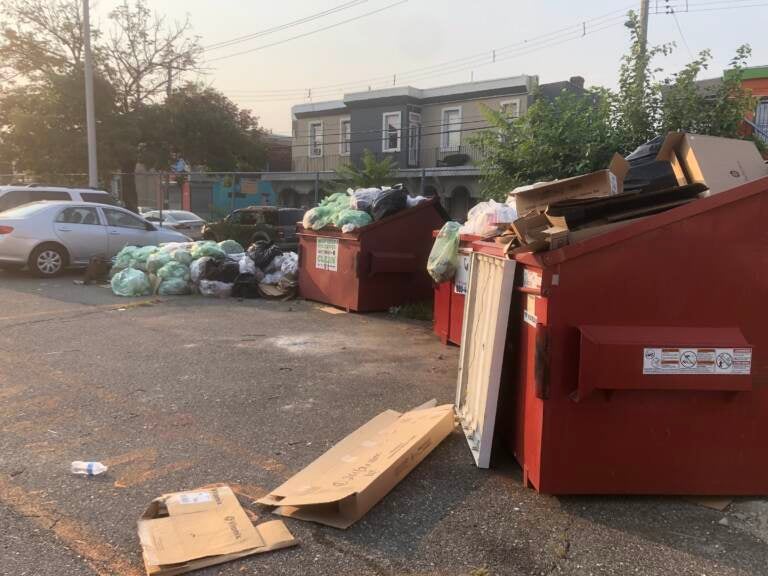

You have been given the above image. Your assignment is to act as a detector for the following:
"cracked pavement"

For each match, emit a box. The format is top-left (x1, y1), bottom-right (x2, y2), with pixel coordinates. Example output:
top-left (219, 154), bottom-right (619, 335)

top-left (1, 269), bottom-right (768, 575)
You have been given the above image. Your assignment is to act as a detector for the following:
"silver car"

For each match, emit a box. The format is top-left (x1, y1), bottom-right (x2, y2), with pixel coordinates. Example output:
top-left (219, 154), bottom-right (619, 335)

top-left (0, 201), bottom-right (190, 276)
top-left (143, 210), bottom-right (206, 240)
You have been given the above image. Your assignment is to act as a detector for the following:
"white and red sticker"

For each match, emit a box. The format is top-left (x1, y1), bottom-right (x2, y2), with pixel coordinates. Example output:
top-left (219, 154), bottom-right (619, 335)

top-left (643, 347), bottom-right (752, 375)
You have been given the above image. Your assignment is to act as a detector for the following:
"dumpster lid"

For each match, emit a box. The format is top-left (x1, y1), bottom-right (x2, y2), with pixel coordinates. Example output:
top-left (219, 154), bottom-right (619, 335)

top-left (516, 176), bottom-right (768, 268)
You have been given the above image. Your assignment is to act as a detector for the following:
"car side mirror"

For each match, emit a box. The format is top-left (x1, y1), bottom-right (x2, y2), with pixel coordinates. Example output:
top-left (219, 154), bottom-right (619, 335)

top-left (145, 222), bottom-right (156, 231)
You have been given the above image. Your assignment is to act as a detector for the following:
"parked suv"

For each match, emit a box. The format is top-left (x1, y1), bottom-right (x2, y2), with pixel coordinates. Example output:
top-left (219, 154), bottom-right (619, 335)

top-left (202, 206), bottom-right (305, 251)
top-left (0, 185), bottom-right (118, 213)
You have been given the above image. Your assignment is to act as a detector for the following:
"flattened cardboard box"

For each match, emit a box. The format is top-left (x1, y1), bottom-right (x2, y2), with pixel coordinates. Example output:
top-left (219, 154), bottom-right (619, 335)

top-left (508, 154), bottom-right (629, 214)
top-left (138, 485), bottom-right (297, 576)
top-left (258, 403), bottom-right (455, 529)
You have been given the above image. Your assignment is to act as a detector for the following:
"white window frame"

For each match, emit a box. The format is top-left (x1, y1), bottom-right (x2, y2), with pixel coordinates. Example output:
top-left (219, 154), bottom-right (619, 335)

top-left (339, 117), bottom-right (351, 156)
top-left (441, 106), bottom-right (462, 151)
top-left (500, 99), bottom-right (521, 119)
top-left (382, 111), bottom-right (401, 153)
top-left (308, 121), bottom-right (323, 158)
top-left (408, 112), bottom-right (421, 167)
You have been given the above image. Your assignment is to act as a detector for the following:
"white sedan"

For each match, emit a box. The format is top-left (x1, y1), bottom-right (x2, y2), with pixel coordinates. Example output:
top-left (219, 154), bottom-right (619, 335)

top-left (142, 210), bottom-right (206, 240)
top-left (0, 201), bottom-right (190, 276)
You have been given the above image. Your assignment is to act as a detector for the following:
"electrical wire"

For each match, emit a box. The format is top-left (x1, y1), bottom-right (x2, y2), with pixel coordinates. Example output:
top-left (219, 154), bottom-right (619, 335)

top-left (669, 9), bottom-right (694, 59)
top-left (288, 122), bottom-right (502, 149)
top-left (202, 0), bottom-right (370, 52)
top-left (225, 14), bottom-right (628, 104)
top-left (218, 4), bottom-right (634, 97)
top-left (206, 0), bottom-right (409, 63)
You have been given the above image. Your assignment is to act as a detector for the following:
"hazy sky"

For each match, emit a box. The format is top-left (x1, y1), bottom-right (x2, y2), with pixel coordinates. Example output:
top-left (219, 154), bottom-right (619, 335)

top-left (93, 0), bottom-right (768, 134)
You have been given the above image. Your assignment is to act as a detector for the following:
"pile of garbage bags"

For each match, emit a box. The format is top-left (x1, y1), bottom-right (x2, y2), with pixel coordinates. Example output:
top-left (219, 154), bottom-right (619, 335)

top-left (302, 184), bottom-right (429, 233)
top-left (110, 239), bottom-right (298, 300)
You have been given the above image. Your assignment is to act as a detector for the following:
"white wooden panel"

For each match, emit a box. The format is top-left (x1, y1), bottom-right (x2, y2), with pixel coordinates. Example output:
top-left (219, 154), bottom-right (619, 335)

top-left (455, 253), bottom-right (516, 468)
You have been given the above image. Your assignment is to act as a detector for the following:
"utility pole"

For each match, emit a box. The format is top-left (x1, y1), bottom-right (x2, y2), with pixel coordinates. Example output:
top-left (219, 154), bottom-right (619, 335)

top-left (638, 0), bottom-right (650, 58)
top-left (82, 0), bottom-right (98, 188)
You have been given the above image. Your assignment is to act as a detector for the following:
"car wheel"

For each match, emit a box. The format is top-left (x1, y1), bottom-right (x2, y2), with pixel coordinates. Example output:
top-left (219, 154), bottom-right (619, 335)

top-left (29, 243), bottom-right (68, 277)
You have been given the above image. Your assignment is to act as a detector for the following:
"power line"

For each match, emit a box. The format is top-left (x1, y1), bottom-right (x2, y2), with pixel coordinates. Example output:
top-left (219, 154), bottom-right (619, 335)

top-left (218, 4), bottom-right (634, 97)
top-left (292, 116), bottom-right (501, 139)
top-left (288, 122), bottom-right (496, 149)
top-left (202, 0), bottom-right (370, 52)
top-left (225, 14), bottom-right (628, 104)
top-left (669, 9), bottom-right (694, 59)
top-left (206, 0), bottom-right (409, 63)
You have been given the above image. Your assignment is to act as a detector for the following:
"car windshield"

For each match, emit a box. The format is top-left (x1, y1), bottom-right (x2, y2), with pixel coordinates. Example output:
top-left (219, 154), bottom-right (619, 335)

top-left (0, 202), bottom-right (51, 218)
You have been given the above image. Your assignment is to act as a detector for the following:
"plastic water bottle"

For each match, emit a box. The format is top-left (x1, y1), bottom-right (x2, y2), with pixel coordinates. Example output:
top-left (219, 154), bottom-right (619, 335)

top-left (70, 461), bottom-right (108, 476)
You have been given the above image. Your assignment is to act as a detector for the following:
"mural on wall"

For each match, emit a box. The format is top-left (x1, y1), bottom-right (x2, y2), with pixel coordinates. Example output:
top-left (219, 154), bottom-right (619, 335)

top-left (212, 177), bottom-right (276, 214)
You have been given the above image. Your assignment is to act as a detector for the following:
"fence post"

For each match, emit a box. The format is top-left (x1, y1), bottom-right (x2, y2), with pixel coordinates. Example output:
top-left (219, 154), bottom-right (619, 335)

top-left (314, 172), bottom-right (320, 206)
top-left (420, 167), bottom-right (425, 196)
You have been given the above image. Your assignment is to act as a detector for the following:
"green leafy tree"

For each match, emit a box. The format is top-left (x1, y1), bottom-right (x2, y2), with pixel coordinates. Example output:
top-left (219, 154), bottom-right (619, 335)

top-left (139, 84), bottom-right (266, 171)
top-left (473, 89), bottom-right (619, 200)
top-left (614, 11), bottom-right (672, 151)
top-left (334, 149), bottom-right (396, 190)
top-left (474, 9), bottom-right (759, 200)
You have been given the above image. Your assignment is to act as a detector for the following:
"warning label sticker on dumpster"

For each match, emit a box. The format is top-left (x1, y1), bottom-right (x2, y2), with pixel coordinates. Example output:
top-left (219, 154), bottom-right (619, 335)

top-left (642, 347), bottom-right (752, 375)
top-left (454, 252), bottom-right (471, 295)
top-left (316, 237), bottom-right (339, 271)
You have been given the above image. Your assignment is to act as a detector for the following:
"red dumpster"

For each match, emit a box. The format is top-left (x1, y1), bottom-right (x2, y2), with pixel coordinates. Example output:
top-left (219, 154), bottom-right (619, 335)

top-left (506, 177), bottom-right (768, 495)
top-left (432, 233), bottom-right (480, 345)
top-left (298, 198), bottom-right (446, 312)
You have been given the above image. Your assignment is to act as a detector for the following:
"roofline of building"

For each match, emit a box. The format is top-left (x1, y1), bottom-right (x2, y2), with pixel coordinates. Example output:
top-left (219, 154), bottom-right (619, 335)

top-left (291, 74), bottom-right (537, 118)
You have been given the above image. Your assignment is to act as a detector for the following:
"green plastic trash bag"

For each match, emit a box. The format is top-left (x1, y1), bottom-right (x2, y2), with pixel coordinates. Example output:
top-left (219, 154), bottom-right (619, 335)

top-left (113, 246), bottom-right (138, 271)
top-left (157, 278), bottom-right (190, 295)
top-left (111, 268), bottom-right (152, 297)
top-left (218, 239), bottom-right (244, 255)
top-left (302, 205), bottom-right (335, 231)
top-left (335, 209), bottom-right (372, 229)
top-left (157, 260), bottom-right (190, 282)
top-left (427, 221), bottom-right (461, 284)
top-left (190, 241), bottom-right (226, 260)
top-left (173, 249), bottom-right (193, 265)
top-left (146, 251), bottom-right (173, 274)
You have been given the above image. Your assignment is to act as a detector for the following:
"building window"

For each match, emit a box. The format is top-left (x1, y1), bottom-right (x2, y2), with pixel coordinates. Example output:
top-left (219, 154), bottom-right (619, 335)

top-left (339, 118), bottom-right (351, 156)
top-left (500, 99), bottom-right (520, 119)
top-left (755, 98), bottom-right (768, 143)
top-left (309, 121), bottom-right (322, 158)
top-left (382, 111), bottom-right (401, 153)
top-left (441, 107), bottom-right (462, 151)
top-left (408, 112), bottom-right (421, 167)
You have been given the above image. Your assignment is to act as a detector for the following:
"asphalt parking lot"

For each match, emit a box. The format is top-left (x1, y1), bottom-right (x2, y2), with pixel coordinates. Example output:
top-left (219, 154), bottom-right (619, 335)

top-left (2, 269), bottom-right (768, 576)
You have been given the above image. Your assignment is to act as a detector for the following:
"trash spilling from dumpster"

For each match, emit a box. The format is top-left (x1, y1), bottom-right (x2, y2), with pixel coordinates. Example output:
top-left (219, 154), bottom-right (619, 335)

top-left (301, 183), bottom-right (420, 233)
top-left (258, 401), bottom-right (454, 529)
top-left (428, 132), bottom-right (768, 261)
top-left (138, 484), bottom-right (297, 575)
top-left (109, 239), bottom-right (298, 299)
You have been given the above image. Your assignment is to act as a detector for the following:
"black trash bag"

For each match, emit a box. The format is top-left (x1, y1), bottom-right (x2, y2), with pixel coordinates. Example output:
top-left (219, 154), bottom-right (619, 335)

top-left (247, 240), bottom-right (282, 269)
top-left (370, 184), bottom-right (408, 221)
top-left (201, 259), bottom-right (240, 283)
top-left (623, 135), bottom-right (680, 194)
top-left (351, 188), bottom-right (384, 212)
top-left (231, 272), bottom-right (261, 299)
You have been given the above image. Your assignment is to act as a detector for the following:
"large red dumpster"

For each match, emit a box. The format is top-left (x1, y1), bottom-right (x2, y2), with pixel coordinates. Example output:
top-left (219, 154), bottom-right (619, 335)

top-left (433, 233), bottom-right (480, 345)
top-left (298, 198), bottom-right (446, 312)
top-left (506, 177), bottom-right (768, 495)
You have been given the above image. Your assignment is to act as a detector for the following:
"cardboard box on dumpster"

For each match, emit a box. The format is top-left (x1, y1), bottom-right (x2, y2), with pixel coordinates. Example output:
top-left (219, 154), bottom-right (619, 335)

top-left (655, 132), bottom-right (767, 196)
top-left (138, 485), bottom-right (297, 576)
top-left (258, 403), bottom-right (455, 529)
top-left (508, 154), bottom-right (629, 214)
